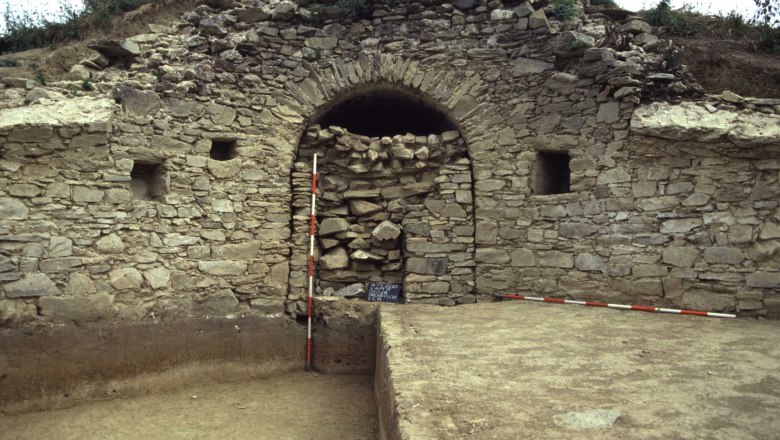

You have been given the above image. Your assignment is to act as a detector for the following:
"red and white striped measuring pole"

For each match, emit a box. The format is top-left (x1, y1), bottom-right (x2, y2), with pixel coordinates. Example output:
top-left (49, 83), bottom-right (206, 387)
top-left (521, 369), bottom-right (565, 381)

top-left (306, 154), bottom-right (318, 371)
top-left (498, 294), bottom-right (736, 318)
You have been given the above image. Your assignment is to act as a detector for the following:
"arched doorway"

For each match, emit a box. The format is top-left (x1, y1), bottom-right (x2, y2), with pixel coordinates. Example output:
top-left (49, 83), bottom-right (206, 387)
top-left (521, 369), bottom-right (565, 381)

top-left (289, 86), bottom-right (475, 313)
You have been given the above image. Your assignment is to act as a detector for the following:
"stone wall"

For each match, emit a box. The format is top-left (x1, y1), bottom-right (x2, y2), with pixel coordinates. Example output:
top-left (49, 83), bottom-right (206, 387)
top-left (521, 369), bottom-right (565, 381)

top-left (292, 125), bottom-right (474, 309)
top-left (1, 0), bottom-right (779, 326)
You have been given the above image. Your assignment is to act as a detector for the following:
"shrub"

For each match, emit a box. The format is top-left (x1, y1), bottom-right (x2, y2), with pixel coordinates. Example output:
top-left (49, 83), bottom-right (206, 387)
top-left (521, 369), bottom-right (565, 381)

top-left (755, 23), bottom-right (780, 52)
top-left (0, 57), bottom-right (19, 67)
top-left (590, 0), bottom-right (618, 7)
top-left (82, 78), bottom-right (94, 91)
top-left (550, 0), bottom-right (578, 22)
top-left (645, 0), bottom-right (699, 36)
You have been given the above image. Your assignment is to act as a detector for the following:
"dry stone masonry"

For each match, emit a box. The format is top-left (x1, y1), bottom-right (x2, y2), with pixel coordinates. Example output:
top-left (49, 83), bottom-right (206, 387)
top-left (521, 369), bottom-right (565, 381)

top-left (292, 124), bottom-right (474, 308)
top-left (1, 0), bottom-right (779, 327)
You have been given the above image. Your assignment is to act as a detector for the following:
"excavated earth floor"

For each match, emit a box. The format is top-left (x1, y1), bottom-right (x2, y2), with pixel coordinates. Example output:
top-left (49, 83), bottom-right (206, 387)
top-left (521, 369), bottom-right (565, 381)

top-left (376, 302), bottom-right (780, 440)
top-left (0, 372), bottom-right (378, 440)
top-left (2, 301), bottom-right (779, 440)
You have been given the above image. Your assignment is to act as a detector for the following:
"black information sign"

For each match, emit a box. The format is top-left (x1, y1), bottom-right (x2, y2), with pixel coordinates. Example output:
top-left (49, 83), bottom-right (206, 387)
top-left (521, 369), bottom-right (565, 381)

top-left (367, 283), bottom-right (402, 303)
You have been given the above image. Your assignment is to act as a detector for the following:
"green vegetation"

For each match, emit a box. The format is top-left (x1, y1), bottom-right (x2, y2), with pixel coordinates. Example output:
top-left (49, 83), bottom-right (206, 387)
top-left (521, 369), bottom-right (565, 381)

top-left (550, 0), bottom-right (578, 22)
top-left (590, 0), bottom-right (618, 7)
top-left (644, 0), bottom-right (780, 53)
top-left (29, 62), bottom-right (47, 85)
top-left (82, 77), bottom-right (94, 91)
top-left (0, 0), bottom-right (155, 54)
top-left (0, 57), bottom-right (19, 67)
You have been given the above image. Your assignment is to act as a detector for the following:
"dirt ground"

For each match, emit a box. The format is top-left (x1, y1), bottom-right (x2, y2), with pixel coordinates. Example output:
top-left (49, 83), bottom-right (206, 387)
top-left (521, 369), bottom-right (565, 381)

top-left (0, 372), bottom-right (378, 440)
top-left (679, 37), bottom-right (780, 98)
top-left (377, 301), bottom-right (780, 440)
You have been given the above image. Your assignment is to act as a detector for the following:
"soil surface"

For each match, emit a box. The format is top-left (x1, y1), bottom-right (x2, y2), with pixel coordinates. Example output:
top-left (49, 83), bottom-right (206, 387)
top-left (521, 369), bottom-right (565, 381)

top-left (679, 37), bottom-right (780, 98)
top-left (0, 372), bottom-right (378, 440)
top-left (377, 302), bottom-right (780, 440)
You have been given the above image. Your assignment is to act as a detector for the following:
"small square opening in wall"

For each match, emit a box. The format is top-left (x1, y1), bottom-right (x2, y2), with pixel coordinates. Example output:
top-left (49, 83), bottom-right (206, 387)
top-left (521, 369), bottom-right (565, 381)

top-left (210, 139), bottom-right (237, 161)
top-left (130, 161), bottom-right (168, 201)
top-left (535, 151), bottom-right (571, 195)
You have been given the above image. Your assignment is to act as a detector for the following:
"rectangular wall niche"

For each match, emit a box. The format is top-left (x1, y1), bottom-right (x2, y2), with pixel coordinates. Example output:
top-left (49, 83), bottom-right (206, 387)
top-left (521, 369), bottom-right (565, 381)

top-left (210, 139), bottom-right (237, 161)
top-left (535, 151), bottom-right (570, 195)
top-left (130, 161), bottom-right (167, 201)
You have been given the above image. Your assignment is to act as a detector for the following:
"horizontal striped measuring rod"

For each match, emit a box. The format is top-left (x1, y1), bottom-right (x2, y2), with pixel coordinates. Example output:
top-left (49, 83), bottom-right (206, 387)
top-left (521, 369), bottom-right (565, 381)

top-left (498, 294), bottom-right (736, 318)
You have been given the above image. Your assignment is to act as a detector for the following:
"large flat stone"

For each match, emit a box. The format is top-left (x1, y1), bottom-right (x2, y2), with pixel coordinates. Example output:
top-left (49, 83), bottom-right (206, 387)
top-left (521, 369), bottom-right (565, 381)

top-left (4, 273), bottom-right (61, 298)
top-left (631, 102), bottom-right (780, 146)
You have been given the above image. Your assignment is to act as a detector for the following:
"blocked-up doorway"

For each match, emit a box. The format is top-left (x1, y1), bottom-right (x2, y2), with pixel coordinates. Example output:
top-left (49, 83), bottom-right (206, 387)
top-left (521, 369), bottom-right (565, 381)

top-left (288, 87), bottom-right (475, 314)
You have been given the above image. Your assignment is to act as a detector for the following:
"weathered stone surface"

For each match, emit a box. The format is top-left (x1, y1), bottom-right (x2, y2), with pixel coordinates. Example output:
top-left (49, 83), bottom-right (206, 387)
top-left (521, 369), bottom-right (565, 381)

top-left (538, 251), bottom-right (574, 268)
top-left (351, 250), bottom-right (383, 261)
top-left (760, 223), bottom-right (780, 240)
top-left (212, 241), bottom-right (260, 259)
top-left (631, 102), bottom-right (780, 146)
top-left (682, 291), bottom-right (735, 311)
top-left (596, 102), bottom-right (620, 124)
top-left (272, 2), bottom-right (295, 20)
top-left (559, 222), bottom-right (599, 238)
top-left (372, 221), bottom-right (402, 241)
top-left (334, 283), bottom-right (365, 297)
top-left (475, 248), bottom-right (511, 264)
top-left (48, 237), bottom-right (73, 258)
top-left (305, 37), bottom-right (338, 50)
top-left (207, 102), bottom-right (237, 126)
top-left (237, 7), bottom-right (270, 22)
top-left (320, 247), bottom-right (349, 269)
top-left (5, 273), bottom-right (61, 298)
top-left (746, 272), bottom-right (780, 288)
top-left (575, 254), bottom-right (605, 272)
top-left (320, 218), bottom-right (350, 236)
top-left (207, 158), bottom-right (241, 178)
top-left (72, 187), bottom-right (104, 203)
top-left (663, 246), bottom-right (699, 267)
top-left (510, 248), bottom-right (535, 267)
top-left (199, 290), bottom-right (239, 315)
top-left (144, 267), bottom-right (171, 289)
top-left (96, 234), bottom-right (126, 253)
top-left (661, 219), bottom-right (702, 234)
top-left (703, 247), bottom-right (745, 265)
top-left (9, 184), bottom-right (43, 198)
top-left (88, 40), bottom-right (141, 59)
top-left (406, 257), bottom-right (448, 275)
top-left (116, 87), bottom-right (162, 117)
top-left (39, 293), bottom-right (114, 323)
top-left (65, 273), bottom-right (97, 295)
top-left (40, 257), bottom-right (82, 273)
top-left (0, 197), bottom-right (29, 220)
top-left (198, 261), bottom-right (246, 276)
top-left (514, 2), bottom-right (535, 17)
top-left (619, 20), bottom-right (651, 35)
top-left (110, 267), bottom-right (144, 290)
top-left (528, 8), bottom-right (548, 29)
top-left (350, 200), bottom-right (382, 216)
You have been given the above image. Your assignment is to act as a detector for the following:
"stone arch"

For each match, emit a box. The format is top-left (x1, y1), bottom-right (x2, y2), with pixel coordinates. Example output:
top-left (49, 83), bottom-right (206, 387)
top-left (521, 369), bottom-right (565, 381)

top-left (284, 56), bottom-right (491, 313)
top-left (280, 53), bottom-right (500, 156)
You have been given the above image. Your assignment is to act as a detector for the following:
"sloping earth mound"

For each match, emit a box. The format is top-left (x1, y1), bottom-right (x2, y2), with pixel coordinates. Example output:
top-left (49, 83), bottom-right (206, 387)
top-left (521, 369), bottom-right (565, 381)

top-left (679, 37), bottom-right (780, 98)
top-left (0, 0), bottom-right (196, 82)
